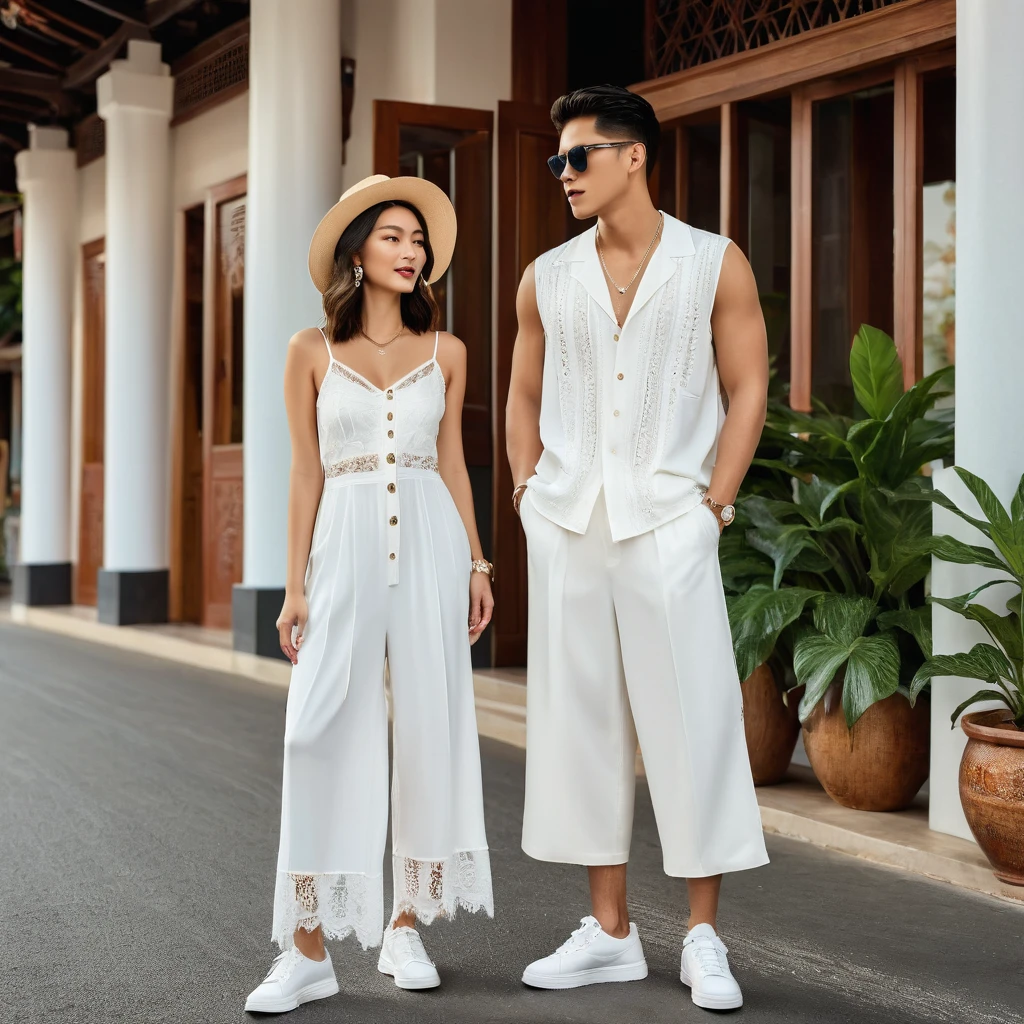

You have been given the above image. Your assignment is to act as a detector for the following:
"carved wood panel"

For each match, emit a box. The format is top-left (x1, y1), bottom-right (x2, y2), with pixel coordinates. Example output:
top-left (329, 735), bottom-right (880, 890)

top-left (204, 444), bottom-right (243, 630)
top-left (647, 0), bottom-right (908, 78)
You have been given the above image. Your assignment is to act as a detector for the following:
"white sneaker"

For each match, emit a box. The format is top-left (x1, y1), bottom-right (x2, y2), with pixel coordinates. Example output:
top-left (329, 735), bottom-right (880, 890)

top-left (680, 923), bottom-right (743, 1010)
top-left (244, 946), bottom-right (339, 1014)
top-left (522, 915), bottom-right (648, 990)
top-left (377, 926), bottom-right (441, 990)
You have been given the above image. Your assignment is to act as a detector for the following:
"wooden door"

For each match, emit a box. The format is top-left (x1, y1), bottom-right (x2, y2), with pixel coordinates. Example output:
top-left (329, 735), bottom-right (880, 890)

top-left (76, 239), bottom-right (105, 606)
top-left (493, 101), bottom-right (579, 667)
top-left (202, 177), bottom-right (246, 629)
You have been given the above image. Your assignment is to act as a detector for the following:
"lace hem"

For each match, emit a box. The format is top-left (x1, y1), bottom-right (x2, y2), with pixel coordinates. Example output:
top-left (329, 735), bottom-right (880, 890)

top-left (391, 849), bottom-right (494, 925)
top-left (272, 871), bottom-right (383, 951)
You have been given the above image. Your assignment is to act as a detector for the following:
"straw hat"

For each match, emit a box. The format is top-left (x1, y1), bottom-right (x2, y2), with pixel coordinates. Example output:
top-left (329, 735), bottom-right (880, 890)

top-left (308, 174), bottom-right (457, 294)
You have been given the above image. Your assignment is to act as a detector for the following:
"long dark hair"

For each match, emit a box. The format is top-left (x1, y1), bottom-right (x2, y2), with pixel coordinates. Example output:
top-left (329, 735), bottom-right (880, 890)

top-left (323, 200), bottom-right (440, 342)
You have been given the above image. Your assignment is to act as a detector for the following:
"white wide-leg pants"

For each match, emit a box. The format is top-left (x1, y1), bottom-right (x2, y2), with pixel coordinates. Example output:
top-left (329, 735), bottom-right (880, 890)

top-left (271, 471), bottom-right (493, 950)
top-left (521, 489), bottom-right (768, 877)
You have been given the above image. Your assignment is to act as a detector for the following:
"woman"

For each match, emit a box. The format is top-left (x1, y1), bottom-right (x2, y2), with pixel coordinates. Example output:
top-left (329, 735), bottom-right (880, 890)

top-left (246, 175), bottom-right (495, 1014)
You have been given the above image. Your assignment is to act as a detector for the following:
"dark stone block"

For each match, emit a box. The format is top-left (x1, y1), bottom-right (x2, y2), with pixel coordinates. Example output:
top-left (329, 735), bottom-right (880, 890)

top-left (232, 585), bottom-right (288, 661)
top-left (97, 569), bottom-right (169, 626)
top-left (12, 562), bottom-right (72, 607)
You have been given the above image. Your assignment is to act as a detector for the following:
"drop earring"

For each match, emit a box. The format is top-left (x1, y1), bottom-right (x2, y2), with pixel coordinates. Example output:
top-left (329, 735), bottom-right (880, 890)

top-left (353, 265), bottom-right (363, 288)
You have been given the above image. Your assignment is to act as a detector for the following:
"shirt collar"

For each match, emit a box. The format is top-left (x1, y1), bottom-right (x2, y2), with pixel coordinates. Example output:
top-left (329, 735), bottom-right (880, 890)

top-left (554, 214), bottom-right (696, 330)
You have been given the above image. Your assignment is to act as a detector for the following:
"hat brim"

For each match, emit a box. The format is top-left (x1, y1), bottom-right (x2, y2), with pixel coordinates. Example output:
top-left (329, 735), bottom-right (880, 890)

top-left (308, 176), bottom-right (457, 294)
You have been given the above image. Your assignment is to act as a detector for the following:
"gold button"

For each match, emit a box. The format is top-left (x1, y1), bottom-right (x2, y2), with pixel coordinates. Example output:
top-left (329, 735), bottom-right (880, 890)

top-left (388, 430), bottom-right (394, 438)
top-left (390, 516), bottom-right (398, 526)
top-left (387, 412), bottom-right (393, 421)
top-left (387, 390), bottom-right (393, 400)
top-left (617, 372), bottom-right (624, 380)
top-left (388, 483), bottom-right (396, 493)
top-left (386, 453), bottom-right (396, 464)
top-left (613, 334), bottom-right (619, 341)
top-left (389, 552), bottom-right (396, 560)
top-left (613, 409), bottom-right (620, 417)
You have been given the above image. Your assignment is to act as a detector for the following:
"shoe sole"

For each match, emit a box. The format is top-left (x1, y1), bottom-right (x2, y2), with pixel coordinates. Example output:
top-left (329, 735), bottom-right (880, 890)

top-left (244, 976), bottom-right (340, 1014)
top-left (377, 953), bottom-right (441, 990)
top-left (522, 959), bottom-right (649, 990)
top-left (680, 967), bottom-right (743, 1011)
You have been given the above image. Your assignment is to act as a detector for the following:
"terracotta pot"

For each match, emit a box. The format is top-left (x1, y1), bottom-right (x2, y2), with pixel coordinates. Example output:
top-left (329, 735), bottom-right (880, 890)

top-left (802, 692), bottom-right (930, 811)
top-left (741, 663), bottom-right (800, 785)
top-left (960, 710), bottom-right (1024, 886)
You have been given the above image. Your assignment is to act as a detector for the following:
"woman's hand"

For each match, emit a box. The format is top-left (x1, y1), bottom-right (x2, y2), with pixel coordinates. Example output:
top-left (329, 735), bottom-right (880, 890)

top-left (276, 592), bottom-right (308, 665)
top-left (468, 572), bottom-right (494, 646)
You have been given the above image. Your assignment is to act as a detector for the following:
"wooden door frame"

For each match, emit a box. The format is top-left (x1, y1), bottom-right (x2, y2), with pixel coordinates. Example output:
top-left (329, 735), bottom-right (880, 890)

top-left (75, 236), bottom-right (105, 606)
top-left (642, 8), bottom-right (954, 408)
top-left (373, 100), bottom-right (494, 173)
top-left (169, 173), bottom-right (247, 625)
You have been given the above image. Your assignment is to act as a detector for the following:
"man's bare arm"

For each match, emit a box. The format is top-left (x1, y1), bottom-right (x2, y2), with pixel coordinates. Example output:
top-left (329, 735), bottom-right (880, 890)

top-left (505, 263), bottom-right (545, 493)
top-left (707, 244), bottom-right (769, 506)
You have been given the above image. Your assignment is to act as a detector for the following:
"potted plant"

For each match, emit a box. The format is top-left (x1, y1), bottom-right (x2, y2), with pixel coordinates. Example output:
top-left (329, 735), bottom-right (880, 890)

top-left (726, 326), bottom-right (955, 809)
top-left (910, 468), bottom-right (1024, 884)
top-left (720, 368), bottom-right (807, 785)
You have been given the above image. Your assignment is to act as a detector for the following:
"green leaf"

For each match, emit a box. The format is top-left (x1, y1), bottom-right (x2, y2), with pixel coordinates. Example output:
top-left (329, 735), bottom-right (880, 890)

top-left (727, 585), bottom-right (821, 681)
top-left (841, 633), bottom-right (903, 727)
top-left (928, 535), bottom-right (1013, 576)
top-left (948, 690), bottom-right (1016, 727)
top-left (910, 644), bottom-right (1015, 699)
top-left (953, 467), bottom-right (1024, 579)
top-left (812, 594), bottom-right (878, 646)
top-left (850, 324), bottom-right (904, 420)
top-left (931, 596), bottom-right (1022, 667)
top-left (877, 606), bottom-right (932, 659)
top-left (820, 478), bottom-right (859, 519)
top-left (793, 629), bottom-right (901, 726)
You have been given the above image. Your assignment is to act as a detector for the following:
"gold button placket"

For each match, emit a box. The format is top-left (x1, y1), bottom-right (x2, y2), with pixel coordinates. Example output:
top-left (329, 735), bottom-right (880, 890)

top-left (383, 394), bottom-right (400, 586)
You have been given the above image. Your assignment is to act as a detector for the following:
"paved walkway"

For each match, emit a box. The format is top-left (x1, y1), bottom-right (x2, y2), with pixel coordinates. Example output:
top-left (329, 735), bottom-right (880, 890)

top-left (1, 620), bottom-right (1022, 1024)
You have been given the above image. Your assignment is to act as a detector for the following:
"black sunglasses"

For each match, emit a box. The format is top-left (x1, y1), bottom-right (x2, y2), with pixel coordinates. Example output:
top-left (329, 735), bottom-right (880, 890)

top-left (547, 141), bottom-right (640, 179)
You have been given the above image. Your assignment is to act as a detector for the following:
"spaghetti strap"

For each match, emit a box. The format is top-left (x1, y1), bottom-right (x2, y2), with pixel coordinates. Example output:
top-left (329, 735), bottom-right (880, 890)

top-left (432, 330), bottom-right (440, 361)
top-left (318, 326), bottom-right (333, 361)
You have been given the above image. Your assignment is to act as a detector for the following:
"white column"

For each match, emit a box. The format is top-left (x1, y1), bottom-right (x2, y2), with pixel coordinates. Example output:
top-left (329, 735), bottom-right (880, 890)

top-left (930, 0), bottom-right (1024, 838)
top-left (235, 0), bottom-right (342, 652)
top-left (96, 41), bottom-right (174, 622)
top-left (13, 126), bottom-right (76, 604)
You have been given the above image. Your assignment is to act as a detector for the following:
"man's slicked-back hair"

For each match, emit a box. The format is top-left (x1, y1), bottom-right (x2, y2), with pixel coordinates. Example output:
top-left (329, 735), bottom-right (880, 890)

top-left (550, 84), bottom-right (661, 178)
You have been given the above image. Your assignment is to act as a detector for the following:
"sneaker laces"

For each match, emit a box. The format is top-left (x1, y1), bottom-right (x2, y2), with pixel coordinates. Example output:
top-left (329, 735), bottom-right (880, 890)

top-left (686, 934), bottom-right (730, 979)
top-left (557, 916), bottom-right (601, 955)
top-left (261, 947), bottom-right (303, 984)
top-left (388, 926), bottom-right (432, 965)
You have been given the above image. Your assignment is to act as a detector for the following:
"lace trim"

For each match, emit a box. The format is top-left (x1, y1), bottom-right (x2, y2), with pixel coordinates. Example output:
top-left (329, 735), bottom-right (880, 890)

top-left (631, 258), bottom-right (683, 522)
top-left (325, 453), bottom-right (380, 477)
top-left (391, 850), bottom-right (494, 925)
top-left (329, 360), bottom-right (375, 391)
top-left (272, 871), bottom-right (383, 951)
top-left (398, 453), bottom-right (439, 472)
top-left (395, 361), bottom-right (436, 390)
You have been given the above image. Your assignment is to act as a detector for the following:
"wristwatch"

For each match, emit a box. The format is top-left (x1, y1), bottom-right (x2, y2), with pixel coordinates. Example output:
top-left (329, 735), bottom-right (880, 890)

top-left (703, 494), bottom-right (736, 526)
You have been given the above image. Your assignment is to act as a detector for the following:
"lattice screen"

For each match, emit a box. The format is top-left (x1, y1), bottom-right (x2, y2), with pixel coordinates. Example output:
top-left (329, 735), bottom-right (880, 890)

top-left (75, 114), bottom-right (105, 169)
top-left (174, 37), bottom-right (249, 120)
top-left (648, 0), bottom-right (908, 78)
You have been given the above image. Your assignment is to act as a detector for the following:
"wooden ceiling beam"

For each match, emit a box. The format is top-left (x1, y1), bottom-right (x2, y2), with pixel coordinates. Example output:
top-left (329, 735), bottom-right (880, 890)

top-left (145, 0), bottom-right (199, 28)
top-left (71, 0), bottom-right (148, 28)
top-left (64, 21), bottom-right (151, 89)
top-left (24, 2), bottom-right (107, 44)
top-left (0, 35), bottom-right (66, 73)
top-left (0, 67), bottom-right (64, 101)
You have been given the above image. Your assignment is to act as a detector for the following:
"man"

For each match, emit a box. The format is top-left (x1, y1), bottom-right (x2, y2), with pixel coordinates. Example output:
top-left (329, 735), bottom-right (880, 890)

top-left (505, 84), bottom-right (769, 1012)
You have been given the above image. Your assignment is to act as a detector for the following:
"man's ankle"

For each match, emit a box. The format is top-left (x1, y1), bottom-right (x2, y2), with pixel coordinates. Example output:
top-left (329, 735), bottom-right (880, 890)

top-left (593, 911), bottom-right (630, 939)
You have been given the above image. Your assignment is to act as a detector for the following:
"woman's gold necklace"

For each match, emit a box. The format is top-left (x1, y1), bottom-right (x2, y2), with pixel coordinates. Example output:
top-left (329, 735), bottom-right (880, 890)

top-left (597, 213), bottom-right (664, 325)
top-left (361, 327), bottom-right (404, 356)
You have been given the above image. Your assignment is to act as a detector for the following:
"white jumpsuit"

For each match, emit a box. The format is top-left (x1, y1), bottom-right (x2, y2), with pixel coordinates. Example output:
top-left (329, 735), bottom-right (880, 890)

top-left (270, 329), bottom-right (493, 950)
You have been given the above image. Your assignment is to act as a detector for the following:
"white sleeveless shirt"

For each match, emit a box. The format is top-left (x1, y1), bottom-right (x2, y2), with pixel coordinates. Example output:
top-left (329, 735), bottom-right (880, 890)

top-left (527, 214), bottom-right (731, 542)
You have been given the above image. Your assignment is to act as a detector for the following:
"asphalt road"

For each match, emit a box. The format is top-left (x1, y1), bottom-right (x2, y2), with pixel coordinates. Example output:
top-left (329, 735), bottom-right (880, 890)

top-left (1, 620), bottom-right (1022, 1024)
